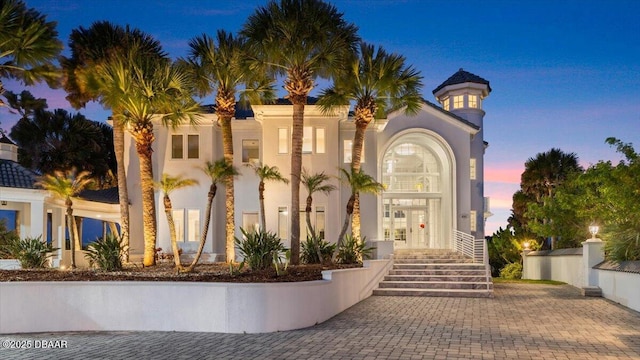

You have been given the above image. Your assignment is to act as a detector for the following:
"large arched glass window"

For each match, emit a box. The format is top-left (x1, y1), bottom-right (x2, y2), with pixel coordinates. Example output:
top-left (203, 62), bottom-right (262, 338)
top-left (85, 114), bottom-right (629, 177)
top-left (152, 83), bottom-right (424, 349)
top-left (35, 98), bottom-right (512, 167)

top-left (382, 143), bottom-right (441, 193)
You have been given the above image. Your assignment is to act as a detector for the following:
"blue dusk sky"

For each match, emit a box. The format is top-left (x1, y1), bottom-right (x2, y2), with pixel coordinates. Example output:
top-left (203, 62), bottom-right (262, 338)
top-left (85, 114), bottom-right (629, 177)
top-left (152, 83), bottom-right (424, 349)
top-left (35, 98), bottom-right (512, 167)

top-left (1, 0), bottom-right (639, 235)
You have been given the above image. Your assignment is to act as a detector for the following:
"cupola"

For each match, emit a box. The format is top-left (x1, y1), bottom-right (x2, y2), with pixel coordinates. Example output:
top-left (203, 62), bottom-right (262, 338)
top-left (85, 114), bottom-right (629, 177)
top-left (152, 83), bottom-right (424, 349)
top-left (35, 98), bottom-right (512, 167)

top-left (0, 133), bottom-right (18, 162)
top-left (432, 68), bottom-right (491, 114)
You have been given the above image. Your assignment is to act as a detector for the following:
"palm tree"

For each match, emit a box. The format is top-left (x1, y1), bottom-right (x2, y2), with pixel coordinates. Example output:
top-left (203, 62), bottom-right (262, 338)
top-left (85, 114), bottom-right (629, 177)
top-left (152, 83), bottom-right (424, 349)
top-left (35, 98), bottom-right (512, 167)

top-left (246, 162), bottom-right (289, 231)
top-left (318, 42), bottom-right (423, 239)
top-left (61, 21), bottom-right (166, 263)
top-left (155, 173), bottom-right (198, 270)
top-left (337, 167), bottom-right (384, 247)
top-left (241, 0), bottom-right (359, 264)
top-left (185, 159), bottom-right (238, 270)
top-left (521, 148), bottom-right (583, 249)
top-left (0, 0), bottom-right (62, 106)
top-left (183, 30), bottom-right (274, 264)
top-left (301, 169), bottom-right (336, 239)
top-left (91, 52), bottom-right (201, 266)
top-left (37, 170), bottom-right (94, 269)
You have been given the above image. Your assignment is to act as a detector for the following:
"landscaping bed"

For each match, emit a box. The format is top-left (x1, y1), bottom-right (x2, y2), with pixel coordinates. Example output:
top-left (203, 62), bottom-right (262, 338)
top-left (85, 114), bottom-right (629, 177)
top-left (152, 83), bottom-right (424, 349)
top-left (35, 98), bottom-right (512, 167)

top-left (0, 262), bottom-right (360, 283)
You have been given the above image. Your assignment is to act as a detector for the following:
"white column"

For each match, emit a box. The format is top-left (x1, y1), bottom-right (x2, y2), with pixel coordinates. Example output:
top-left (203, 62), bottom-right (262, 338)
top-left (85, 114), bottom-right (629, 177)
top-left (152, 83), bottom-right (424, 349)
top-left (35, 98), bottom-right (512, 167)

top-left (581, 237), bottom-right (604, 296)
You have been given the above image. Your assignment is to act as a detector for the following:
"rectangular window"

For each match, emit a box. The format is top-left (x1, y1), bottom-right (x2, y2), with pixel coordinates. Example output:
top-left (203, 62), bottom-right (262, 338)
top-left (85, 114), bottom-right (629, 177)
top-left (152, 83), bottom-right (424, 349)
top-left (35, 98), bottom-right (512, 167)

top-left (278, 128), bottom-right (288, 154)
top-left (470, 158), bottom-right (477, 180)
top-left (187, 209), bottom-right (200, 242)
top-left (344, 140), bottom-right (364, 163)
top-left (278, 207), bottom-right (288, 240)
top-left (171, 135), bottom-right (183, 159)
top-left (242, 212), bottom-right (260, 232)
top-left (443, 97), bottom-right (450, 111)
top-left (316, 206), bottom-right (325, 240)
top-left (187, 135), bottom-right (199, 159)
top-left (453, 95), bottom-right (464, 109)
top-left (468, 95), bottom-right (478, 108)
top-left (172, 209), bottom-right (185, 242)
top-left (242, 139), bottom-right (260, 164)
top-left (315, 128), bottom-right (325, 154)
top-left (302, 126), bottom-right (313, 153)
top-left (470, 210), bottom-right (477, 232)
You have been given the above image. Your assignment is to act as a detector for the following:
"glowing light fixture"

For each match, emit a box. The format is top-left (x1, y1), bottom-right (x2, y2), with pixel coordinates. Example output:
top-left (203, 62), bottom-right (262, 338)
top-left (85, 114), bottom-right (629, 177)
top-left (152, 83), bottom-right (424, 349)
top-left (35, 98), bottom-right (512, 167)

top-left (589, 223), bottom-right (599, 239)
top-left (523, 241), bottom-right (531, 251)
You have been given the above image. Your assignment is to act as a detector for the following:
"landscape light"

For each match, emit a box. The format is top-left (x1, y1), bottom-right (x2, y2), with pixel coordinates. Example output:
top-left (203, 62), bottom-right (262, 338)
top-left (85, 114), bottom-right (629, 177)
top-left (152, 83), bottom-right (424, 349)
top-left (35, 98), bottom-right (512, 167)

top-left (589, 223), bottom-right (599, 239)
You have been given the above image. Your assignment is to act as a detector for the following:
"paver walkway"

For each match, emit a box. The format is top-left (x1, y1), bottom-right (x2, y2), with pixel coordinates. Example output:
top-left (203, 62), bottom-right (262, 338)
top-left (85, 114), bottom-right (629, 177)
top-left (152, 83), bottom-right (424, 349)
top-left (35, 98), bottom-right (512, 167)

top-left (2, 283), bottom-right (640, 359)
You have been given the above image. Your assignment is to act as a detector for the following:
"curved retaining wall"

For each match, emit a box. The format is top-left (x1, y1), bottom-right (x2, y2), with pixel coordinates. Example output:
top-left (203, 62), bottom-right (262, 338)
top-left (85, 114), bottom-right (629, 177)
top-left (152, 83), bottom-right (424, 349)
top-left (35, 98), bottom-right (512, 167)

top-left (0, 260), bottom-right (391, 334)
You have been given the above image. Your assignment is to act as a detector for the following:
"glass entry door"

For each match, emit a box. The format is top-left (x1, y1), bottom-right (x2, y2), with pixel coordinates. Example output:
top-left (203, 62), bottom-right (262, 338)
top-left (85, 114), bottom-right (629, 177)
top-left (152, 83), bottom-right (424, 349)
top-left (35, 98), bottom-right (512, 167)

top-left (392, 207), bottom-right (428, 249)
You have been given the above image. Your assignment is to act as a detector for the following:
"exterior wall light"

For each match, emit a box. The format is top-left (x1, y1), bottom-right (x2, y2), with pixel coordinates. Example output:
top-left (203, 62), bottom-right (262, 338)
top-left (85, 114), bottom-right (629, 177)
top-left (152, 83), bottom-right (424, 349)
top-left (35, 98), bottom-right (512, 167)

top-left (523, 241), bottom-right (531, 251)
top-left (589, 223), bottom-right (599, 239)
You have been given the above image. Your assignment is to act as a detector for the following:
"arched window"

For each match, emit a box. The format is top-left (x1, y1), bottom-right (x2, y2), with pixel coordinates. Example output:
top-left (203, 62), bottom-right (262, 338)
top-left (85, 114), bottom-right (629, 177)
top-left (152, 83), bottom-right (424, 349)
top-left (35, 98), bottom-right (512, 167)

top-left (382, 143), bottom-right (441, 193)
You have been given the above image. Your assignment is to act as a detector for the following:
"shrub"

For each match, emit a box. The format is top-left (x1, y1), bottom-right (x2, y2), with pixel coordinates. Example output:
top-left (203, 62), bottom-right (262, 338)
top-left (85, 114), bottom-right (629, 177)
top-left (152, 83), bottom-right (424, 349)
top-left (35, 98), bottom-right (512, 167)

top-left (604, 226), bottom-right (640, 262)
top-left (235, 228), bottom-right (287, 271)
top-left (0, 220), bottom-right (19, 259)
top-left (301, 233), bottom-right (336, 264)
top-left (499, 262), bottom-right (523, 279)
top-left (84, 233), bottom-right (127, 271)
top-left (2, 236), bottom-right (57, 269)
top-left (336, 235), bottom-right (374, 264)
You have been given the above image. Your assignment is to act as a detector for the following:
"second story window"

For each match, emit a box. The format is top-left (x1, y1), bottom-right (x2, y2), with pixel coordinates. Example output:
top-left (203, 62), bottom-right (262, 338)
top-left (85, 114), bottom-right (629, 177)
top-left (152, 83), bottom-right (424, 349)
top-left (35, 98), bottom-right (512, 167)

top-left (171, 134), bottom-right (199, 159)
top-left (242, 139), bottom-right (259, 164)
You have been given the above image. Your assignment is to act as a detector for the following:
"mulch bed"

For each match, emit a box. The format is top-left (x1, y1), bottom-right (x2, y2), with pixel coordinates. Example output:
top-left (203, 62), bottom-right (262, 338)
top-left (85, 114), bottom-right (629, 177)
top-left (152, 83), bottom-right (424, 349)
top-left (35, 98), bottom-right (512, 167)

top-left (0, 262), bottom-right (361, 283)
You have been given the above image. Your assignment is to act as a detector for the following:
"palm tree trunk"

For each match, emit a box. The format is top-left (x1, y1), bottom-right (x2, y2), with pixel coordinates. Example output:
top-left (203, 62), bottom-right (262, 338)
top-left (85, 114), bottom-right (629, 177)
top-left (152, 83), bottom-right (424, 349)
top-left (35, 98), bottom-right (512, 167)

top-left (185, 183), bottom-right (216, 272)
top-left (134, 129), bottom-right (157, 267)
top-left (351, 193), bottom-right (361, 240)
top-left (66, 204), bottom-right (76, 269)
top-left (112, 118), bottom-right (130, 262)
top-left (337, 194), bottom-right (356, 248)
top-left (108, 222), bottom-right (118, 236)
top-left (220, 116), bottom-right (236, 263)
top-left (163, 195), bottom-right (183, 270)
top-left (305, 195), bottom-right (322, 263)
top-left (350, 119), bottom-right (369, 241)
top-left (73, 216), bottom-right (82, 251)
top-left (290, 103), bottom-right (304, 265)
top-left (259, 181), bottom-right (266, 231)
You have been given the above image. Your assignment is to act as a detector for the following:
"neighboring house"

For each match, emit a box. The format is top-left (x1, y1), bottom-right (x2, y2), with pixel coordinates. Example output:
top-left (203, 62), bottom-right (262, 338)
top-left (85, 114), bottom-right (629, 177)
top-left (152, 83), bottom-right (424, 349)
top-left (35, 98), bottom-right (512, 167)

top-left (124, 68), bottom-right (492, 262)
top-left (0, 134), bottom-right (120, 268)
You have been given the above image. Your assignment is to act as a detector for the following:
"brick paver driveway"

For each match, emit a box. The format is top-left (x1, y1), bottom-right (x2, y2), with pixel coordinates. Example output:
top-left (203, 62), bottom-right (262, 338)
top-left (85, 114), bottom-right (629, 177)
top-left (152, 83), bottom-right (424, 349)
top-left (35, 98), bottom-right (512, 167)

top-left (2, 283), bottom-right (640, 359)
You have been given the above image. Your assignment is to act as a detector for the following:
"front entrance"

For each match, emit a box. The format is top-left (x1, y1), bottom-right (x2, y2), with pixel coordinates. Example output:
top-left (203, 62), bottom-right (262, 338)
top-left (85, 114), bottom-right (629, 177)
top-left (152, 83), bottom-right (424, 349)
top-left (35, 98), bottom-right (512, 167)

top-left (380, 132), bottom-right (453, 250)
top-left (392, 207), bottom-right (427, 249)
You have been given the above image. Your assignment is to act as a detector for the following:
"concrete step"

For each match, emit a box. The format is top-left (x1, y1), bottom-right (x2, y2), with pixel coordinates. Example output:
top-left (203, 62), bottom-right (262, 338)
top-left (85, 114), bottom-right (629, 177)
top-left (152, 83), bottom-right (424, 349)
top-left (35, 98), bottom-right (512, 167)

top-left (393, 258), bottom-right (473, 264)
top-left (388, 269), bottom-right (487, 276)
top-left (393, 263), bottom-right (485, 270)
top-left (384, 274), bottom-right (488, 282)
top-left (373, 288), bottom-right (493, 298)
top-left (378, 281), bottom-right (493, 290)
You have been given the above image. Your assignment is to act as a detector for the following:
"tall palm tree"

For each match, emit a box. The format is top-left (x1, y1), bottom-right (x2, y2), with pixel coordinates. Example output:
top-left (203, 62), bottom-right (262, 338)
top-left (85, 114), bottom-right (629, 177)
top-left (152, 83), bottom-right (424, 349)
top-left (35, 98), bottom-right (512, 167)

top-left (37, 170), bottom-right (94, 269)
top-left (155, 173), bottom-right (198, 271)
top-left (246, 162), bottom-right (289, 231)
top-left (61, 21), bottom-right (166, 263)
top-left (185, 159), bottom-right (238, 270)
top-left (521, 148), bottom-right (582, 249)
top-left (337, 167), bottom-right (384, 247)
top-left (183, 30), bottom-right (274, 263)
top-left (0, 0), bottom-right (62, 106)
top-left (301, 169), bottom-right (336, 239)
top-left (318, 42), bottom-right (423, 239)
top-left (241, 0), bottom-right (359, 264)
top-left (91, 52), bottom-right (201, 266)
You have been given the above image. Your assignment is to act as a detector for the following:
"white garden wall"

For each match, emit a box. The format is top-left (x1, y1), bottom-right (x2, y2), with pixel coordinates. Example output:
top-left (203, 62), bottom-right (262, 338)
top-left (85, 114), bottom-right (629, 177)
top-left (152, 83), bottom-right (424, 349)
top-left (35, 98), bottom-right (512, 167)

top-left (522, 249), bottom-right (584, 288)
top-left (597, 269), bottom-right (640, 313)
top-left (0, 259), bottom-right (392, 334)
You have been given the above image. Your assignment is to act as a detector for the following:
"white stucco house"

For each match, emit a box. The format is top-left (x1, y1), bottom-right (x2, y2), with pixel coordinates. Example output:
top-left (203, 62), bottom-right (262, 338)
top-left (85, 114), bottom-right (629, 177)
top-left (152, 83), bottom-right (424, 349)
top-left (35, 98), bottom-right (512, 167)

top-left (123, 68), bottom-right (492, 263)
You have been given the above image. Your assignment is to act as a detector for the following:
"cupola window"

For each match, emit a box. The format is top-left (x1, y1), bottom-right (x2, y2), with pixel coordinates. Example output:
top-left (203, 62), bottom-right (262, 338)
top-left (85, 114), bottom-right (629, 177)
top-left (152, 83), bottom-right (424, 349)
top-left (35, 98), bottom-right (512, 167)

top-left (468, 95), bottom-right (478, 108)
top-left (453, 95), bottom-right (464, 109)
top-left (442, 97), bottom-right (450, 111)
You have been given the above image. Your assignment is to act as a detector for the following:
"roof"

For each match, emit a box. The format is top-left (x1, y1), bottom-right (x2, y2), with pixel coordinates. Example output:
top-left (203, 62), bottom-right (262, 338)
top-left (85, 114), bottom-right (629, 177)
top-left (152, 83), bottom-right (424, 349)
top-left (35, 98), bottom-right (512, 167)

top-left (432, 68), bottom-right (492, 95)
top-left (202, 97), bottom-right (320, 119)
top-left (78, 187), bottom-right (119, 205)
top-left (421, 99), bottom-right (480, 131)
top-left (0, 159), bottom-right (38, 189)
top-left (594, 260), bottom-right (640, 274)
top-left (0, 134), bottom-right (15, 145)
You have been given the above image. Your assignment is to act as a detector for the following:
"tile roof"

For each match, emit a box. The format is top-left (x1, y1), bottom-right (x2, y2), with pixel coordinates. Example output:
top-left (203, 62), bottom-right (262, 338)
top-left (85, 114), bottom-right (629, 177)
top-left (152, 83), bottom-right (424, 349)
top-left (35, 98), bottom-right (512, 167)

top-left (0, 159), bottom-right (38, 189)
top-left (432, 68), bottom-right (492, 95)
top-left (78, 187), bottom-right (119, 205)
top-left (202, 97), bottom-right (320, 119)
top-left (0, 134), bottom-right (15, 145)
top-left (594, 260), bottom-right (640, 274)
